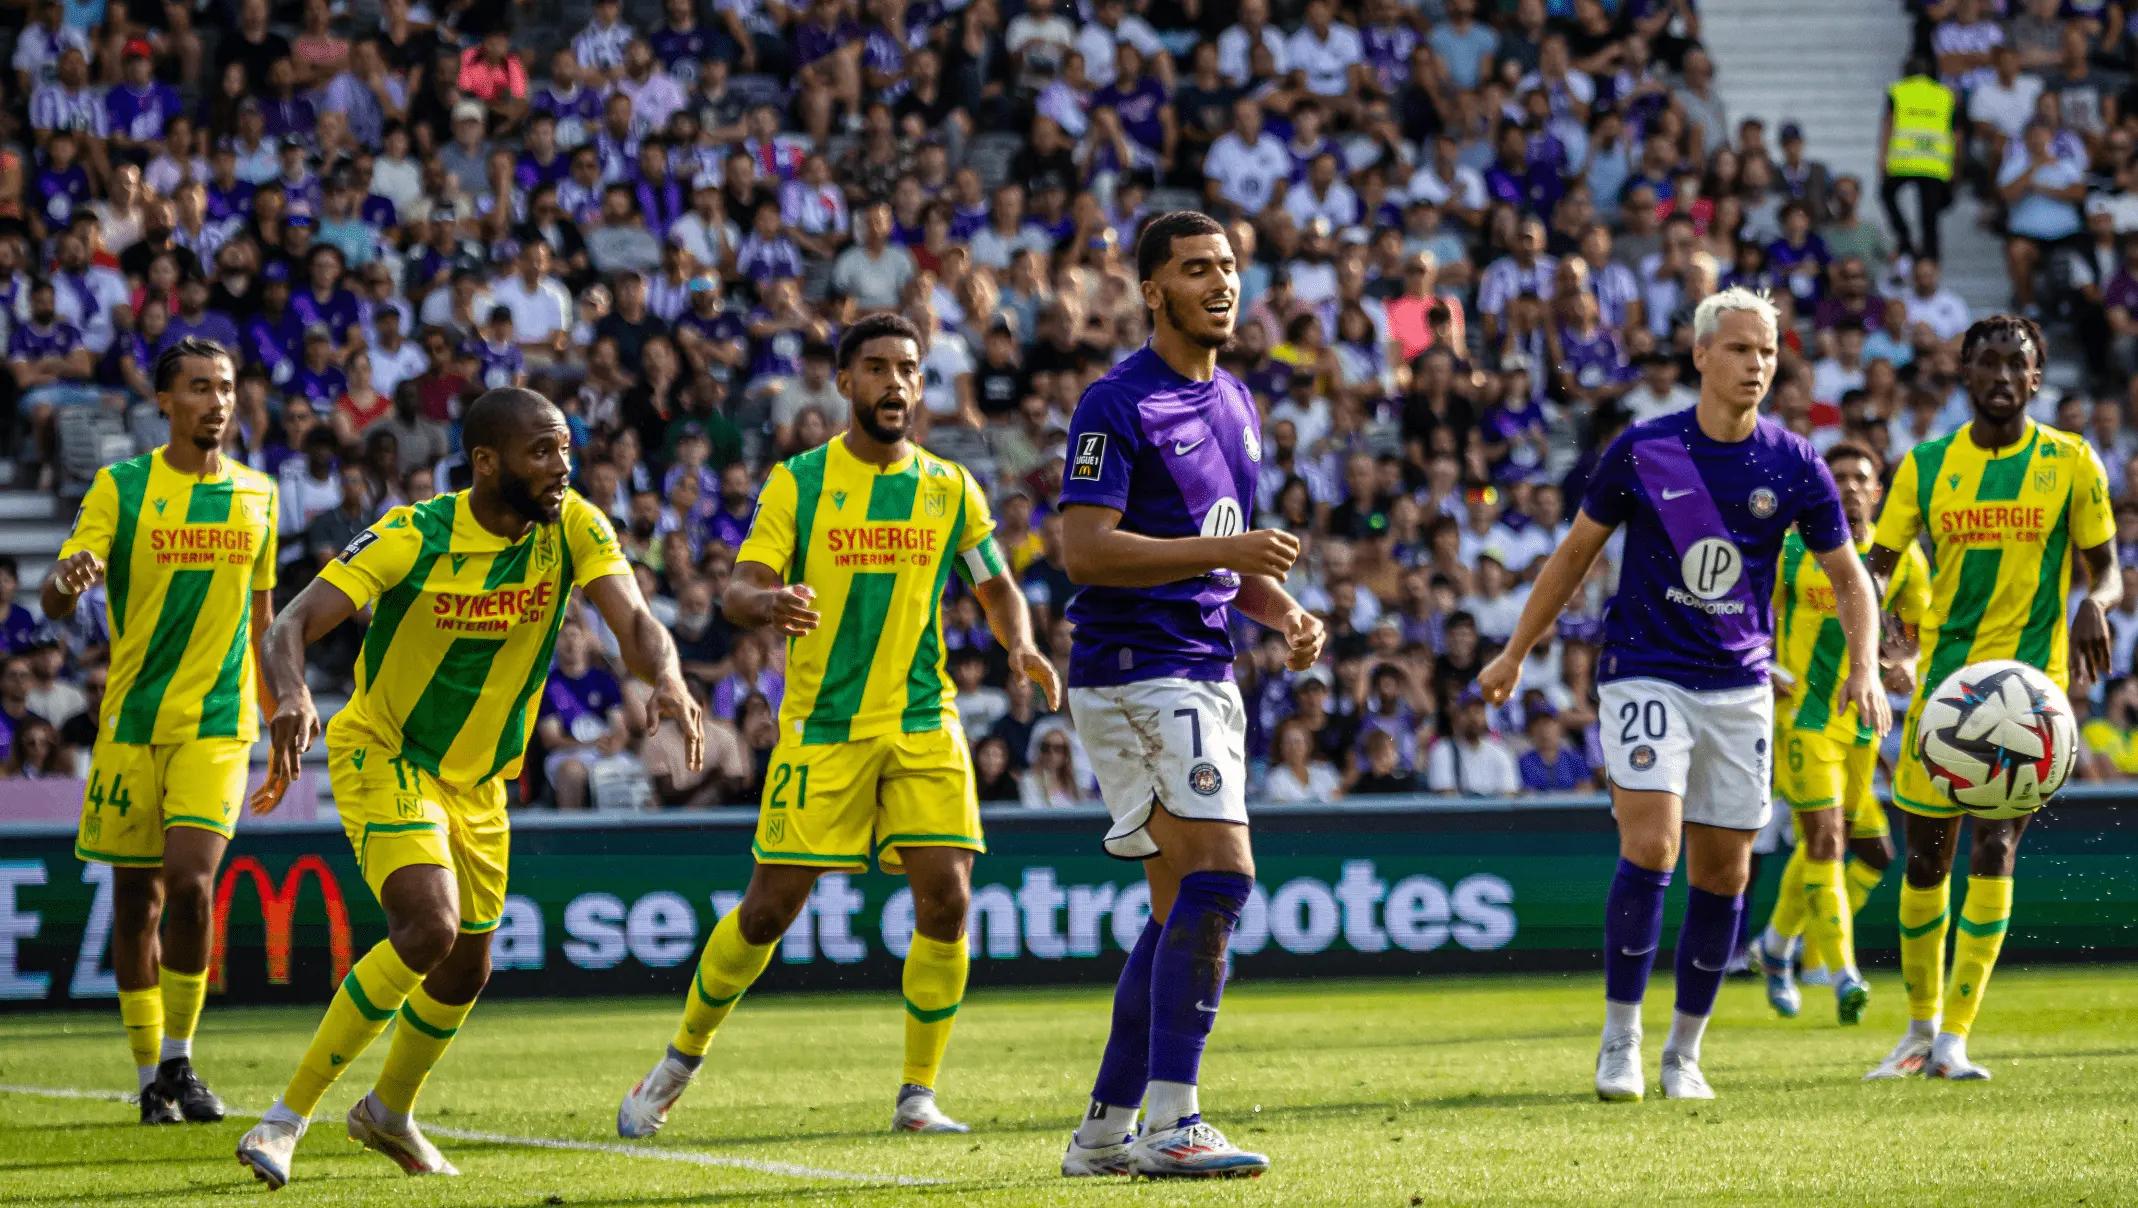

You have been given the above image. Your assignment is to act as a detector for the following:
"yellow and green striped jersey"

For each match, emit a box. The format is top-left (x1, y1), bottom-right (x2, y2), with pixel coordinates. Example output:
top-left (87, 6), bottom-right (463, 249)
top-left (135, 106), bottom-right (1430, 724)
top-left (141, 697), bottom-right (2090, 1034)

top-left (318, 489), bottom-right (630, 786)
top-left (59, 449), bottom-right (278, 745)
top-left (739, 437), bottom-right (1004, 746)
top-left (1774, 531), bottom-right (1931, 745)
top-left (1873, 420), bottom-right (2115, 695)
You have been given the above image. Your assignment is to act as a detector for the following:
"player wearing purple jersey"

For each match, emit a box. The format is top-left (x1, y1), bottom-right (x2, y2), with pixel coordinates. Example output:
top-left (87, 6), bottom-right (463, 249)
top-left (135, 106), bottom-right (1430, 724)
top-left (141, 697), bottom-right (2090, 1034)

top-left (1478, 288), bottom-right (1890, 1103)
top-left (1057, 212), bottom-right (1325, 1179)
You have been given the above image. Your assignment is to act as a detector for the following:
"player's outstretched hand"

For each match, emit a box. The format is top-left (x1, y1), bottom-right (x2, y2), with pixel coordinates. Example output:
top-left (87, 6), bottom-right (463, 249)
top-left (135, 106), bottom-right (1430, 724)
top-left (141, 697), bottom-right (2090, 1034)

top-left (1283, 609), bottom-right (1325, 671)
top-left (648, 673), bottom-right (706, 771)
top-left (1224, 529), bottom-right (1301, 578)
top-left (1844, 667), bottom-right (1892, 737)
top-left (51, 550), bottom-right (104, 597)
top-left (1475, 652), bottom-right (1521, 706)
top-left (770, 583), bottom-right (821, 636)
top-left (265, 692), bottom-right (321, 784)
top-left (1010, 643), bottom-right (1062, 711)
top-left (249, 775), bottom-right (291, 816)
top-left (2073, 597), bottom-right (2113, 689)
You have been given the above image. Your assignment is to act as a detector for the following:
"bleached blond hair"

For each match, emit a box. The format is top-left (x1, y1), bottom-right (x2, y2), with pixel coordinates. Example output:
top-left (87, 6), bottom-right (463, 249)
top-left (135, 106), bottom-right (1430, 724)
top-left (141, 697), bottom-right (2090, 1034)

top-left (1692, 286), bottom-right (1780, 345)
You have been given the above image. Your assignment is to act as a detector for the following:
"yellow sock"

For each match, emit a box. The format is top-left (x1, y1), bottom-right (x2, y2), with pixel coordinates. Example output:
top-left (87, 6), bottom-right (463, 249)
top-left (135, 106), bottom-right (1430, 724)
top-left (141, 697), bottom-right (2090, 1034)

top-left (671, 911), bottom-right (777, 1058)
top-left (1800, 858), bottom-right (1854, 973)
top-left (1898, 878), bottom-right (1951, 1024)
top-left (900, 933), bottom-right (969, 1090)
top-left (282, 940), bottom-right (425, 1117)
top-left (1942, 875), bottom-right (2014, 1038)
top-left (118, 987), bottom-right (163, 1077)
top-left (1844, 857), bottom-right (1885, 917)
top-left (1766, 843), bottom-right (1810, 942)
top-left (372, 983), bottom-right (479, 1117)
top-left (160, 965), bottom-right (208, 1048)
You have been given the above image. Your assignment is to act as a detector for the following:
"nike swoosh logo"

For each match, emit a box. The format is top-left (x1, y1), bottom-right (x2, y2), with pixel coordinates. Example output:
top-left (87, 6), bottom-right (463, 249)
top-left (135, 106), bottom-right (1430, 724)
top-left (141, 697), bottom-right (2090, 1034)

top-left (1691, 959), bottom-right (1729, 973)
top-left (1660, 487), bottom-right (1696, 501)
top-left (1173, 439), bottom-right (1206, 455)
top-left (1619, 945), bottom-right (1657, 958)
top-left (1195, 1000), bottom-right (1220, 1013)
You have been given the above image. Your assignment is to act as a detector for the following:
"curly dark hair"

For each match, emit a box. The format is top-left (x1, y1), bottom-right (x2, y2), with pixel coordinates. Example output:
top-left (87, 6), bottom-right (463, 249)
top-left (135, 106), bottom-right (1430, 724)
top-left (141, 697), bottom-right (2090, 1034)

top-left (1958, 314), bottom-right (2047, 371)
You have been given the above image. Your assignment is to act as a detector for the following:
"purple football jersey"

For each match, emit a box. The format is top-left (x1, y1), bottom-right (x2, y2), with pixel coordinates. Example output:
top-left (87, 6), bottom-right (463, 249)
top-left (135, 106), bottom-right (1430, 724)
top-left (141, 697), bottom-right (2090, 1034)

top-left (1059, 346), bottom-right (1263, 688)
top-left (1581, 409), bottom-right (1847, 690)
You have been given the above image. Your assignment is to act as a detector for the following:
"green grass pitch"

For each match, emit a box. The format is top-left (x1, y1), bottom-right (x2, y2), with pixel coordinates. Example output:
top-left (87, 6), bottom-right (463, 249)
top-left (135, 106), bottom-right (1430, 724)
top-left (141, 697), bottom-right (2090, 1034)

top-left (5, 967), bottom-right (2137, 1205)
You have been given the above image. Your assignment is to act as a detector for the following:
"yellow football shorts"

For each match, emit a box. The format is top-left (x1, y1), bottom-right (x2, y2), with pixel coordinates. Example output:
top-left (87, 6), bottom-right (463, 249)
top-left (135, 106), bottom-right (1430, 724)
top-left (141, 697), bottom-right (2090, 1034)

top-left (752, 725), bottom-right (983, 874)
top-left (328, 733), bottom-right (508, 934)
top-left (1776, 727), bottom-right (1890, 839)
top-left (1892, 701), bottom-right (1964, 819)
top-left (75, 736), bottom-right (250, 866)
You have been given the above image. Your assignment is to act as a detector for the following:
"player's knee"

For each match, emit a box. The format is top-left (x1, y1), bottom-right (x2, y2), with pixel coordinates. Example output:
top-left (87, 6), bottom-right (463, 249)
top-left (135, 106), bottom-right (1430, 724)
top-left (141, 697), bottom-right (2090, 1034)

top-left (735, 880), bottom-right (813, 945)
top-left (159, 872), bottom-right (214, 933)
top-left (1970, 831), bottom-right (2022, 877)
top-left (386, 910), bottom-right (461, 973)
top-left (112, 875), bottom-right (165, 936)
top-left (1620, 833), bottom-right (1677, 872)
top-left (911, 886), bottom-right (970, 940)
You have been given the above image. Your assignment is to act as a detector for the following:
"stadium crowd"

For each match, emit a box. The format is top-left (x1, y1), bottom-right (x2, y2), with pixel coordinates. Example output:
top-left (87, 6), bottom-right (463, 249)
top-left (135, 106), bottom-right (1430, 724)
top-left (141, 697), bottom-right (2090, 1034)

top-left (7, 0), bottom-right (2138, 808)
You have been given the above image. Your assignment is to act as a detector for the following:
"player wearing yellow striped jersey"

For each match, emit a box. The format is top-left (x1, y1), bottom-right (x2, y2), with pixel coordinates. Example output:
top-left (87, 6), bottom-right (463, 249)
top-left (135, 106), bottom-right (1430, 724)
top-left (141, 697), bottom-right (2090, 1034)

top-left (1863, 317), bottom-right (2119, 1083)
top-left (235, 388), bottom-right (701, 1191)
top-left (620, 313), bottom-right (1061, 1141)
top-left (1756, 443), bottom-right (1932, 1024)
top-left (42, 340), bottom-right (269, 1125)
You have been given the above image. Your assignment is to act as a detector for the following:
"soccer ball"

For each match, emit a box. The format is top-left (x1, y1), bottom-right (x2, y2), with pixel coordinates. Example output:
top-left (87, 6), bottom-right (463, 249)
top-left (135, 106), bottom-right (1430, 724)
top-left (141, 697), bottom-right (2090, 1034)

top-left (1915, 660), bottom-right (2077, 820)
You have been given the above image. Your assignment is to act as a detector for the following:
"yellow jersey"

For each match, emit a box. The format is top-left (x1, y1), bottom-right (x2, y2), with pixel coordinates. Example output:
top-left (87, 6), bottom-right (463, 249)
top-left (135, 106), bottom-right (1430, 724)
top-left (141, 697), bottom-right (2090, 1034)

top-left (739, 437), bottom-right (1004, 746)
top-left (318, 489), bottom-right (630, 786)
top-left (59, 449), bottom-right (278, 745)
top-left (1873, 420), bottom-right (2115, 696)
top-left (1773, 531), bottom-right (1931, 745)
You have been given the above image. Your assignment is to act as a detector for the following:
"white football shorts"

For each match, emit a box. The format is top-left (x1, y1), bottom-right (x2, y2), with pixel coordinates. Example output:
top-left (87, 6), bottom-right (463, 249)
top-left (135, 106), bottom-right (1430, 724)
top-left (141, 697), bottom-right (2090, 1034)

top-left (1066, 677), bottom-right (1249, 859)
top-left (1597, 676), bottom-right (1773, 831)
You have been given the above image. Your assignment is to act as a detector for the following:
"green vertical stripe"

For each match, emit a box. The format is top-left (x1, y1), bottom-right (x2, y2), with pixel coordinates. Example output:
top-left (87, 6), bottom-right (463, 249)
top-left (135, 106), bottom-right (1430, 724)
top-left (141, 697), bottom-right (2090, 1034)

top-left (483, 534), bottom-right (533, 588)
top-left (195, 586), bottom-right (253, 738)
top-left (1972, 427), bottom-right (2038, 501)
top-left (786, 446), bottom-right (829, 584)
top-left (1778, 532), bottom-right (1805, 644)
top-left (484, 539), bottom-right (577, 782)
top-left (905, 491), bottom-right (964, 733)
top-left (104, 456), bottom-right (152, 637)
top-left (2015, 502), bottom-right (2072, 669)
top-left (113, 569), bottom-right (213, 743)
top-left (803, 572), bottom-right (897, 744)
top-left (184, 479), bottom-right (233, 523)
top-left (398, 636), bottom-right (509, 775)
top-left (1920, 546), bottom-right (2004, 721)
top-left (1913, 434), bottom-right (1954, 532)
top-left (864, 462), bottom-right (919, 519)
top-left (1794, 618), bottom-right (1848, 733)
top-left (361, 497), bottom-right (455, 687)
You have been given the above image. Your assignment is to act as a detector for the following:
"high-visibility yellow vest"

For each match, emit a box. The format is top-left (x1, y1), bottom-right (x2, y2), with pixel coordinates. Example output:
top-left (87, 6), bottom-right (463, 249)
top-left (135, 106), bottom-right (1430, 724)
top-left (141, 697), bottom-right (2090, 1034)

top-left (1886, 76), bottom-right (1957, 181)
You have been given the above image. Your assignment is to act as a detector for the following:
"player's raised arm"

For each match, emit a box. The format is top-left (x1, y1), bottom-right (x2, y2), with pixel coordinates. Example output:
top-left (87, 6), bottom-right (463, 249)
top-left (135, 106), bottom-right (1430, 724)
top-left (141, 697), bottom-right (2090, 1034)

top-left (1058, 503), bottom-right (1298, 587)
top-left (42, 466), bottom-right (119, 619)
top-left (1475, 510), bottom-right (1614, 704)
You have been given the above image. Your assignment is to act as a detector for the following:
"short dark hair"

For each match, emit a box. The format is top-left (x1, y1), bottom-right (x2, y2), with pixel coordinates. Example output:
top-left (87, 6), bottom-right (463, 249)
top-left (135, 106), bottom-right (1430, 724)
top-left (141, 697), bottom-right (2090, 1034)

top-left (836, 312), bottom-right (922, 370)
top-left (1135, 209), bottom-right (1227, 282)
top-left (1960, 313), bottom-right (2048, 371)
top-left (153, 338), bottom-right (232, 392)
top-left (1824, 441), bottom-right (1881, 474)
top-left (463, 386), bottom-right (559, 455)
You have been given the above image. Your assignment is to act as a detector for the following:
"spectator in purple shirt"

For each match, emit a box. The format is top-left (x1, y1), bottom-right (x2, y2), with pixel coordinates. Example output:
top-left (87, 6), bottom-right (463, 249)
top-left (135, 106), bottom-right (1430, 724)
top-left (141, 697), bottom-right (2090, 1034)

top-left (1517, 705), bottom-right (1594, 791)
top-left (537, 621), bottom-right (627, 810)
top-left (106, 41), bottom-right (183, 154)
top-left (1765, 200), bottom-right (1831, 308)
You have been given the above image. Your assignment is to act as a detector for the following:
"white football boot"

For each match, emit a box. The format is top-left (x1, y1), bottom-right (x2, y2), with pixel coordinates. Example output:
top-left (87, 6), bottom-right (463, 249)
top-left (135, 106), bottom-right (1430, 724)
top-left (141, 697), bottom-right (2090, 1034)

top-left (1659, 1051), bottom-right (1715, 1100)
top-left (1864, 1029), bottom-right (1935, 1080)
top-left (891, 1089), bottom-right (970, 1133)
top-left (1594, 1031), bottom-right (1644, 1102)
top-left (617, 1055), bottom-right (698, 1139)
top-left (346, 1095), bottom-right (459, 1176)
top-left (1128, 1116), bottom-right (1269, 1178)
top-left (236, 1116), bottom-right (304, 1190)
top-left (1927, 1032), bottom-right (1991, 1081)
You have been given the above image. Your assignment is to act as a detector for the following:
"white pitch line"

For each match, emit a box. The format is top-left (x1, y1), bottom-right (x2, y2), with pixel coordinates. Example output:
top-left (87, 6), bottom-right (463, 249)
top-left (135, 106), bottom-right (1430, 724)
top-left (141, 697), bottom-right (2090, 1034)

top-left (0, 1083), bottom-right (938, 1186)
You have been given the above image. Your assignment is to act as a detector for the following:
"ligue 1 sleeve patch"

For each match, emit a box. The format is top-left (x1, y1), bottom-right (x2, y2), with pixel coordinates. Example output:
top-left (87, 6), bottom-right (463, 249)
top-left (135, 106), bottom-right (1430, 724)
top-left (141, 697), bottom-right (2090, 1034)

top-left (1070, 432), bottom-right (1107, 481)
top-left (336, 530), bottom-right (378, 563)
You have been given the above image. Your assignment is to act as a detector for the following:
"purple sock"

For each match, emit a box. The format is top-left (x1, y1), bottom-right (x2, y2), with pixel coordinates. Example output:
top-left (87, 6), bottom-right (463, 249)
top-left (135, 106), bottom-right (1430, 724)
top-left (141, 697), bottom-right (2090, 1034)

top-left (1089, 918), bottom-right (1161, 1108)
top-left (1147, 870), bottom-right (1251, 1089)
top-left (1603, 858), bottom-right (1672, 1004)
top-left (1673, 887), bottom-right (1744, 1018)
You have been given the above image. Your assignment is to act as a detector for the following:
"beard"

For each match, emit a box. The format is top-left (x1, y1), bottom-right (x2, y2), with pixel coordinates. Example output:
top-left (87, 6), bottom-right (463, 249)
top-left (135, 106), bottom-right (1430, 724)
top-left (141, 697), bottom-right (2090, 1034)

top-left (856, 394), bottom-right (909, 444)
top-left (499, 469), bottom-right (560, 523)
top-left (189, 425), bottom-right (220, 451)
top-left (1162, 294), bottom-right (1231, 351)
